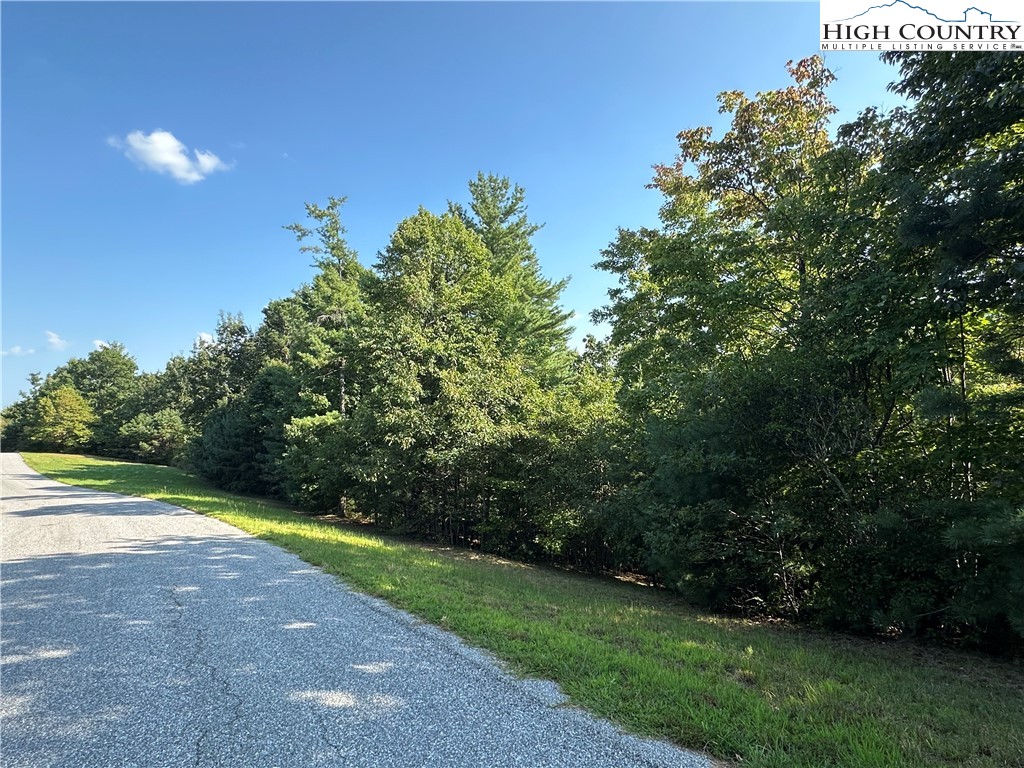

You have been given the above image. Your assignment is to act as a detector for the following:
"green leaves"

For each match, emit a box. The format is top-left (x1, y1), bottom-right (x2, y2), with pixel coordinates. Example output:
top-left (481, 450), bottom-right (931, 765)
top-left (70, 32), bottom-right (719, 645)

top-left (28, 385), bottom-right (95, 451)
top-left (118, 408), bottom-right (187, 465)
top-left (594, 54), bottom-right (1024, 652)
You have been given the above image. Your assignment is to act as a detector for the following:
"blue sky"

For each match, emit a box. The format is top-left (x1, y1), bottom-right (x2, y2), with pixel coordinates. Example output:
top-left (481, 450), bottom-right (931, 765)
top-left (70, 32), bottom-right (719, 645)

top-left (1, 2), bottom-right (905, 407)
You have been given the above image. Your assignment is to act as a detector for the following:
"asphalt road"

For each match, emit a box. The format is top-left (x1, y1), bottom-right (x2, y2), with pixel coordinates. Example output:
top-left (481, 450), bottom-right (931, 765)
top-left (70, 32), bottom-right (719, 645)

top-left (0, 454), bottom-right (710, 768)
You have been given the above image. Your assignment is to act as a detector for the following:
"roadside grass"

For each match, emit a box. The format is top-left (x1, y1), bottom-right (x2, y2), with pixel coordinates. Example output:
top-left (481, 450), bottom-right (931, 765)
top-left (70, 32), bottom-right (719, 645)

top-left (20, 452), bottom-right (1024, 768)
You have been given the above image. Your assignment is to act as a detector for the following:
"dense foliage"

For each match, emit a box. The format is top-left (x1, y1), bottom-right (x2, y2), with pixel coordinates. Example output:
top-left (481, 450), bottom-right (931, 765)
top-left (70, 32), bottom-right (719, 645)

top-left (594, 53), bottom-right (1023, 652)
top-left (4, 54), bottom-right (1021, 653)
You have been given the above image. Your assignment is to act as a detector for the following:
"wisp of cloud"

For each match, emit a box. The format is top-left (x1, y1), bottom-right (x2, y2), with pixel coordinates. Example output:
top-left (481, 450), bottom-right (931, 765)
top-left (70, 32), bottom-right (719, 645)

top-left (109, 130), bottom-right (229, 184)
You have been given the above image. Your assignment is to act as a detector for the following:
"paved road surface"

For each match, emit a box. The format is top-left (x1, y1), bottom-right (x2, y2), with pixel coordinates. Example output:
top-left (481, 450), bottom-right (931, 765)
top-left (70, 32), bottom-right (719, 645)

top-left (0, 454), bottom-right (709, 768)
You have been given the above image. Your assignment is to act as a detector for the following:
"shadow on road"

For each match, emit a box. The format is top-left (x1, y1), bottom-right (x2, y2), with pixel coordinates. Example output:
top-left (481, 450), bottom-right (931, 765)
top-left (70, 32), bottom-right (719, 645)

top-left (1, 531), bottom-right (429, 766)
top-left (1, 497), bottom-right (194, 519)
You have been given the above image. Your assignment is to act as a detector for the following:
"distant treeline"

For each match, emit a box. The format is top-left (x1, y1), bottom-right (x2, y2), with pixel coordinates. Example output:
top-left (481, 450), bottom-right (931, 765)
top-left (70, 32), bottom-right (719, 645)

top-left (4, 53), bottom-right (1021, 654)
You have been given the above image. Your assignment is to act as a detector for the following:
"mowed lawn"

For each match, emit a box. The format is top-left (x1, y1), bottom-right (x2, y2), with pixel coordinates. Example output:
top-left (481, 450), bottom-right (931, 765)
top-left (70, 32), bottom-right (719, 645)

top-left (20, 452), bottom-right (1024, 768)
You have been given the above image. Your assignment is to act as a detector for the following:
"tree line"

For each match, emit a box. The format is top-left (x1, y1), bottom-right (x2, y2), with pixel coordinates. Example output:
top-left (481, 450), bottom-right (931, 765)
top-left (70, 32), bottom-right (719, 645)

top-left (4, 53), bottom-right (1021, 653)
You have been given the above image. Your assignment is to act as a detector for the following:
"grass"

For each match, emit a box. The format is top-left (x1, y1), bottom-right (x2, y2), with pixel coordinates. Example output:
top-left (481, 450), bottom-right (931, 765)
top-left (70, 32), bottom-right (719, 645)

top-left (20, 451), bottom-right (1024, 768)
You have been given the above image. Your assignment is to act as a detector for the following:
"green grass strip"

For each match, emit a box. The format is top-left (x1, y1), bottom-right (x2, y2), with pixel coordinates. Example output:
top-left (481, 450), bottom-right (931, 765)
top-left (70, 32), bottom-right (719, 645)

top-left (20, 452), bottom-right (1024, 768)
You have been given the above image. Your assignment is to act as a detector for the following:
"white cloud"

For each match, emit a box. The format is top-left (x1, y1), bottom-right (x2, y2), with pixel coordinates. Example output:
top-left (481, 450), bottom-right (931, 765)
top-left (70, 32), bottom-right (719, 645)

top-left (111, 129), bottom-right (230, 184)
top-left (196, 332), bottom-right (214, 345)
top-left (46, 331), bottom-right (69, 351)
top-left (93, 340), bottom-right (109, 350)
top-left (1, 346), bottom-right (35, 357)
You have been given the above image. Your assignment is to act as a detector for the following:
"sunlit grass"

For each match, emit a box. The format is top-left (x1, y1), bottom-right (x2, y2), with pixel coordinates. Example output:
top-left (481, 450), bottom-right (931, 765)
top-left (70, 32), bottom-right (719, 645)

top-left (22, 452), bottom-right (1024, 768)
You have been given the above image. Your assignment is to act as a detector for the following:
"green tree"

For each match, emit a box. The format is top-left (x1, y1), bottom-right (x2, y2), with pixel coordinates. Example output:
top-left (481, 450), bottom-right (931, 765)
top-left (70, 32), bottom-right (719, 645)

top-left (449, 173), bottom-right (574, 384)
top-left (1, 374), bottom-right (43, 451)
top-left (190, 361), bottom-right (303, 497)
top-left (282, 411), bottom-right (353, 510)
top-left (189, 398), bottom-right (262, 492)
top-left (28, 385), bottom-right (95, 451)
top-left (350, 207), bottom-right (532, 538)
top-left (255, 199), bottom-right (374, 504)
top-left (53, 343), bottom-right (140, 453)
top-left (118, 409), bottom-right (188, 465)
top-left (871, 52), bottom-right (1024, 648)
top-left (594, 54), bottom-right (1024, 651)
top-left (195, 199), bottom-right (371, 500)
top-left (171, 313), bottom-right (261, 432)
top-left (277, 196), bottom-right (371, 416)
top-left (594, 57), bottom-right (846, 612)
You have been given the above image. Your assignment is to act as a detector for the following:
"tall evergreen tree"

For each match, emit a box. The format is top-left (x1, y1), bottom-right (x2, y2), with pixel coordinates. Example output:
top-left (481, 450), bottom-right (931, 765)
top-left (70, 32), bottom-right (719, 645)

top-left (450, 173), bottom-right (574, 383)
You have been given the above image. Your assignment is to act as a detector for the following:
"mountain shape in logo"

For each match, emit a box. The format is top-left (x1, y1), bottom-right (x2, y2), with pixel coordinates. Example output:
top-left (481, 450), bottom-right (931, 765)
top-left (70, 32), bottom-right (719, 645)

top-left (832, 1), bottom-right (1016, 23)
